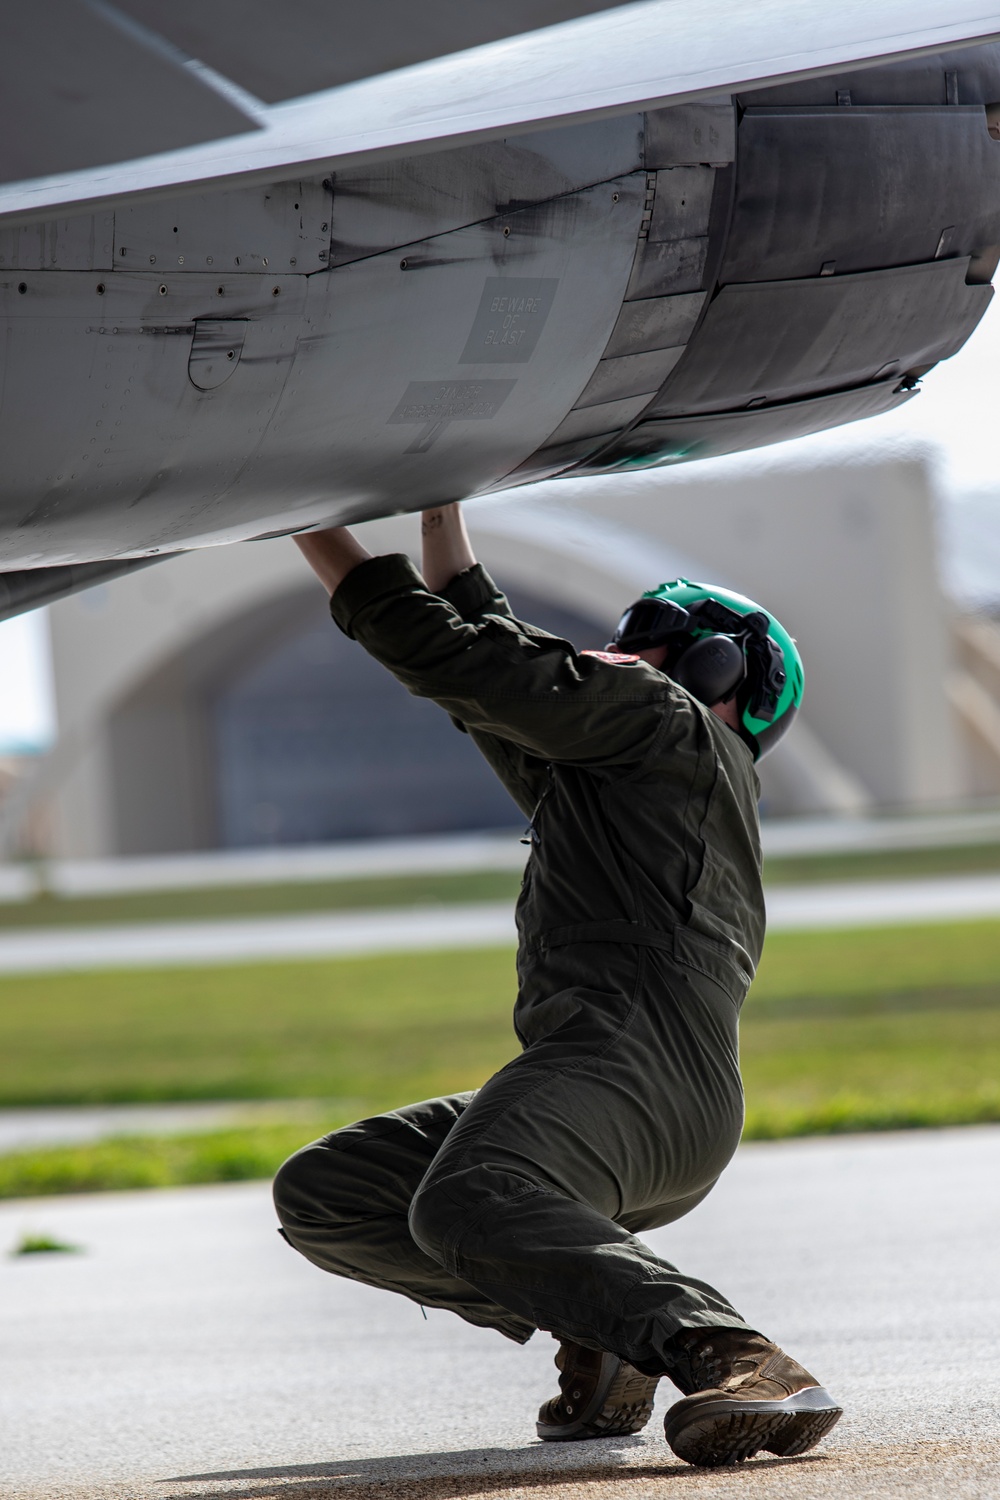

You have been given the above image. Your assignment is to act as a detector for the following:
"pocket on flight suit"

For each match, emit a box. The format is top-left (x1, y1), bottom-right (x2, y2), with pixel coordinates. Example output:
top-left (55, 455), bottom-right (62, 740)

top-left (672, 927), bottom-right (751, 1009)
top-left (511, 942), bottom-right (643, 1057)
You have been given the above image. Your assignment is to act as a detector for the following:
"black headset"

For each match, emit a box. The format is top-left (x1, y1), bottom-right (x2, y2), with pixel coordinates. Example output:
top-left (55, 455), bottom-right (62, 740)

top-left (612, 597), bottom-right (786, 721)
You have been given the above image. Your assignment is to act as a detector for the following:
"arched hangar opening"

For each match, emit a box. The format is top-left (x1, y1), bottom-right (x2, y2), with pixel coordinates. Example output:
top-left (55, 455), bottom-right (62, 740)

top-left (105, 578), bottom-right (609, 854)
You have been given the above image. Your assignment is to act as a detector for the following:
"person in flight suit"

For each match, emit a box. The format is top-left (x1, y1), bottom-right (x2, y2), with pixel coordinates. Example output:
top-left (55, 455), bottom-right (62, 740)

top-left (274, 502), bottom-right (842, 1468)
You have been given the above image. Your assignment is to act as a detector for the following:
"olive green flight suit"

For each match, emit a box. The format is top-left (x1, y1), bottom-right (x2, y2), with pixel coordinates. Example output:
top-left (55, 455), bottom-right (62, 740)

top-left (274, 556), bottom-right (766, 1372)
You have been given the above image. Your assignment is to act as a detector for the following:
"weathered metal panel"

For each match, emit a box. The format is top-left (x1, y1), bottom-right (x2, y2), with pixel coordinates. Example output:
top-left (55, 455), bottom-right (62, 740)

top-left (114, 180), bottom-right (331, 274)
top-left (188, 321), bottom-right (248, 390)
top-left (250, 176), bottom-right (647, 521)
top-left (459, 278), bottom-right (560, 364)
top-left (8, 8), bottom-right (1000, 228)
top-left (0, 271), bottom-right (305, 565)
top-left (647, 168), bottom-right (717, 243)
top-left (645, 104), bottom-right (736, 168)
top-left (329, 117), bottom-right (644, 266)
top-left (543, 393), bottom-right (654, 446)
top-left (624, 237), bottom-right (709, 300)
top-left (604, 292), bottom-right (706, 357)
top-left (737, 41), bottom-right (1000, 108)
top-left (0, 175), bottom-right (646, 561)
top-left (574, 348), bottom-right (684, 408)
top-left (0, 213), bottom-right (115, 272)
top-left (722, 106), bottom-right (1000, 284)
top-left (623, 166), bottom-right (720, 300)
top-left (649, 259), bottom-right (992, 417)
top-left (578, 382), bottom-right (917, 472)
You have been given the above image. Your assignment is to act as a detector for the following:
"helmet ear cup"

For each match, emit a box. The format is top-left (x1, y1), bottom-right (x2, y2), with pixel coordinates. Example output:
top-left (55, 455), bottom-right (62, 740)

top-left (672, 635), bottom-right (745, 707)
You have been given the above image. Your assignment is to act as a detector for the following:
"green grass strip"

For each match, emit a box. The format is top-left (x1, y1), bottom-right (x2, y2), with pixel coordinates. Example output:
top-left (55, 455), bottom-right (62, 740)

top-left (1, 920), bottom-right (998, 1197)
top-left (2, 923), bottom-right (1000, 1108)
top-left (743, 1088), bottom-right (1000, 1139)
top-left (4, 1086), bottom-right (1000, 1201)
top-left (0, 1122), bottom-right (328, 1200)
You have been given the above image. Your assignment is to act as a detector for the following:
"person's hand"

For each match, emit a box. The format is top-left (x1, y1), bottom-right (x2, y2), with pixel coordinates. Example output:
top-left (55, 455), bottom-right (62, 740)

top-left (293, 526), bottom-right (372, 596)
top-left (421, 503), bottom-right (476, 592)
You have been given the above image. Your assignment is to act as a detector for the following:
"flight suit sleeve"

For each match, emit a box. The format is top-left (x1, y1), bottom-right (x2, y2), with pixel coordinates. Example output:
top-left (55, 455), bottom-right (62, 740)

top-left (438, 564), bottom-right (549, 814)
top-left (330, 554), bottom-right (671, 771)
top-left (438, 561), bottom-right (516, 626)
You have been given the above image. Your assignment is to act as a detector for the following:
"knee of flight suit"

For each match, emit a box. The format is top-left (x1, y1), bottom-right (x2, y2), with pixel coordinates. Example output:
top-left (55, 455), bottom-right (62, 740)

top-left (408, 1158), bottom-right (548, 1269)
top-left (272, 1141), bottom-right (354, 1234)
top-left (406, 1175), bottom-right (453, 1267)
top-left (272, 1144), bottom-right (314, 1229)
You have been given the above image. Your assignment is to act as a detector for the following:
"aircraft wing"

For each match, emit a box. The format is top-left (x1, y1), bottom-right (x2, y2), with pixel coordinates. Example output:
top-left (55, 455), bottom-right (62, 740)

top-left (4, 0), bottom-right (1000, 223)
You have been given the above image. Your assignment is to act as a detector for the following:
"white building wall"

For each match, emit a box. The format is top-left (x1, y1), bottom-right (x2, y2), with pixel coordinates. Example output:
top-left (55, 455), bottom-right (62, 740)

top-left (41, 455), bottom-right (962, 857)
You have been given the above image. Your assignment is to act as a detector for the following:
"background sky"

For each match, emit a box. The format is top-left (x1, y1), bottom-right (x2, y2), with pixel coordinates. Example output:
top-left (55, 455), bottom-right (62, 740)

top-left (2, 297), bottom-right (999, 756)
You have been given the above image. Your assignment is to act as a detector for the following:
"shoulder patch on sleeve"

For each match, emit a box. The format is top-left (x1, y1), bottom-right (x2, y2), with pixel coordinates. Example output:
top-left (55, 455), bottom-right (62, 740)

top-left (580, 649), bottom-right (642, 665)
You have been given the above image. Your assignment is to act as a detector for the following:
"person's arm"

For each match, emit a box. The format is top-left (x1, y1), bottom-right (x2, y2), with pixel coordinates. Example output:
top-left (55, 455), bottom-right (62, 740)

top-left (420, 503), bottom-right (476, 594)
top-left (332, 554), bottom-right (675, 769)
top-left (417, 505), bottom-right (549, 807)
top-left (294, 527), bottom-right (372, 596)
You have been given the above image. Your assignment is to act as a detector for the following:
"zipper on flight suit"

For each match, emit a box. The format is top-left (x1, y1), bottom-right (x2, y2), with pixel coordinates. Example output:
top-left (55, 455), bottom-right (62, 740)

top-left (521, 768), bottom-right (555, 846)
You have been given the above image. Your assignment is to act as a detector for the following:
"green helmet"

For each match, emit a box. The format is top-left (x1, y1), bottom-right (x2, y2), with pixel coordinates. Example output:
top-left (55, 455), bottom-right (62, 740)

top-left (612, 579), bottom-right (804, 760)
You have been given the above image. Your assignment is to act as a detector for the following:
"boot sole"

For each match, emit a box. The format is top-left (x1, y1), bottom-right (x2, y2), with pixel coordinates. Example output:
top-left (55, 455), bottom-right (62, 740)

top-left (537, 1354), bottom-right (661, 1441)
top-left (663, 1384), bottom-right (843, 1467)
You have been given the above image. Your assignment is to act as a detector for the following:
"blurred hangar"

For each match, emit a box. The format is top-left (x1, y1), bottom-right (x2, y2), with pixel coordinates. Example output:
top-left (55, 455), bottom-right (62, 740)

top-left (3, 2), bottom-right (1000, 620)
top-left (14, 453), bottom-right (1000, 859)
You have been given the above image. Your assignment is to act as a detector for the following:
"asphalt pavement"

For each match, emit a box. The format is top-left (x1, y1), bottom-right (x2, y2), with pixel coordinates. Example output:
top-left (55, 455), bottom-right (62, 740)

top-left (2, 1125), bottom-right (998, 1500)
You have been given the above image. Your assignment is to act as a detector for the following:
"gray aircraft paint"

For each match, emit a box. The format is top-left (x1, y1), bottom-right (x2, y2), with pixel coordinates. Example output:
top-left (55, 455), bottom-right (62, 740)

top-left (3, 45), bottom-right (1000, 610)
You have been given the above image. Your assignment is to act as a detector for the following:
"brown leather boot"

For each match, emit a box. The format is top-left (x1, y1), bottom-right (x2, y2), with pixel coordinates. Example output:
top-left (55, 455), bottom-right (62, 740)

top-left (536, 1339), bottom-right (661, 1441)
top-left (662, 1328), bottom-right (843, 1467)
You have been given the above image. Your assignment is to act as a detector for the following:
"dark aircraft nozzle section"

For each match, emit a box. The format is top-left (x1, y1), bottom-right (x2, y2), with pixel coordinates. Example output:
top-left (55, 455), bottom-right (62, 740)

top-left (0, 556), bottom-right (170, 625)
top-left (515, 43), bottom-right (1000, 481)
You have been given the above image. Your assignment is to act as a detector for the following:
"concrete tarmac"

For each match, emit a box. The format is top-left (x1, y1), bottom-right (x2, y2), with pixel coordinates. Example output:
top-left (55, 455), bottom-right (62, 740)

top-left (2, 1126), bottom-right (998, 1500)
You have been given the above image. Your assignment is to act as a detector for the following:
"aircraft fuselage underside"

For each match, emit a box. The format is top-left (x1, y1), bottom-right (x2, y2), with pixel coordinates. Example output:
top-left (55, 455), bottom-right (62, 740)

top-left (2, 43), bottom-right (1000, 571)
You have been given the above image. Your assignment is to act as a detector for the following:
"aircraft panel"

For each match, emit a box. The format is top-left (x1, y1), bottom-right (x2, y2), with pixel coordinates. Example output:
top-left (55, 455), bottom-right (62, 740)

top-left (329, 118), bottom-right (645, 268)
top-left (574, 348), bottom-right (685, 408)
top-left (6, 2), bottom-right (1000, 223)
top-left (0, 212), bottom-right (116, 273)
top-left (543, 394), bottom-right (656, 446)
top-left (721, 106), bottom-right (1000, 284)
top-left (4, 46), bottom-right (1000, 589)
top-left (734, 39), bottom-right (1000, 106)
top-left (236, 178), bottom-right (649, 533)
top-left (644, 104), bottom-right (736, 168)
top-left (586, 380), bottom-right (918, 470)
top-left (623, 236), bottom-right (709, 300)
top-left (0, 271), bottom-right (307, 566)
top-left (114, 179), bottom-right (332, 275)
top-left (0, 177), bottom-right (646, 563)
top-left (646, 259), bottom-right (991, 416)
top-left (604, 292), bottom-right (707, 357)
